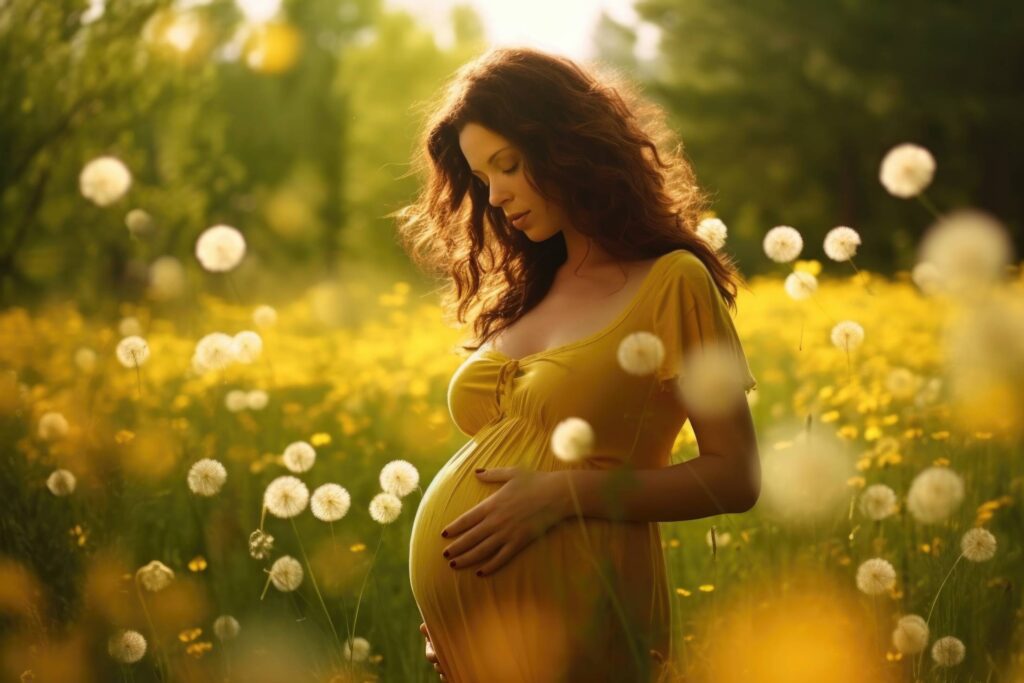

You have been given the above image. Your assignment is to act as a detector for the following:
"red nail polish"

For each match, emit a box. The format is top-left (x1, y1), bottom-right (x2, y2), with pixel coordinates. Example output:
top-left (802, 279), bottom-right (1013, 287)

top-left (443, 550), bottom-right (449, 558)
top-left (441, 530), bottom-right (448, 538)
top-left (475, 468), bottom-right (485, 474)
top-left (449, 560), bottom-right (456, 568)
top-left (476, 570), bottom-right (483, 577)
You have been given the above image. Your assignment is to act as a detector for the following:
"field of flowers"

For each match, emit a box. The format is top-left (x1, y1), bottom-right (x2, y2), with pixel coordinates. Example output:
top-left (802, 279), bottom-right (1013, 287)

top-left (2, 146), bottom-right (1023, 683)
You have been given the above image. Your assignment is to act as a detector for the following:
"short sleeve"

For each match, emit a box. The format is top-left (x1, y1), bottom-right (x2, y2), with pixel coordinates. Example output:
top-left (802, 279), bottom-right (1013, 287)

top-left (650, 252), bottom-right (757, 393)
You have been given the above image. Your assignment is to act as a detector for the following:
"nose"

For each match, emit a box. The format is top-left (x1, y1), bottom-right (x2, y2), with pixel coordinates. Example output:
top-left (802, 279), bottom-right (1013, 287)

top-left (488, 181), bottom-right (512, 208)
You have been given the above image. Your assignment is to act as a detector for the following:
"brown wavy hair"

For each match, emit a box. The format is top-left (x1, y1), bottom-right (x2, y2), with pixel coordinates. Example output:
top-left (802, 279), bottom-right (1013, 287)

top-left (391, 47), bottom-right (747, 353)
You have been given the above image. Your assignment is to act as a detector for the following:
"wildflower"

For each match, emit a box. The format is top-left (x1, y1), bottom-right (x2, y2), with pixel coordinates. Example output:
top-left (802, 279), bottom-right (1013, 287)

top-left (80, 156), bottom-right (132, 206)
top-left (253, 305), bottom-right (278, 328)
top-left (379, 460), bottom-right (420, 498)
top-left (551, 417), bottom-right (595, 462)
top-left (695, 217), bottom-right (727, 251)
top-left (369, 492), bottom-right (402, 524)
top-left (892, 614), bottom-right (929, 655)
top-left (762, 226), bottom-right (803, 263)
top-left (855, 557), bottom-right (896, 595)
top-left (116, 336), bottom-right (150, 368)
top-left (879, 143), bottom-right (935, 198)
top-left (885, 368), bottom-right (918, 400)
top-left (231, 331), bottom-right (263, 363)
top-left (823, 226), bottom-right (861, 262)
top-left (195, 225), bottom-right (246, 272)
top-left (830, 321), bottom-right (865, 352)
top-left (342, 636), bottom-right (371, 663)
top-left (784, 271), bottom-right (817, 301)
top-left (38, 411), bottom-right (69, 441)
top-left (136, 560), bottom-right (175, 592)
top-left (225, 390), bottom-right (249, 413)
top-left (859, 484), bottom-right (898, 521)
top-left (108, 629), bottom-right (147, 663)
top-left (46, 469), bottom-right (76, 496)
top-left (268, 556), bottom-right (303, 591)
top-left (248, 529), bottom-right (275, 559)
top-left (931, 636), bottom-right (965, 667)
top-left (616, 331), bottom-right (665, 376)
top-left (311, 483), bottom-right (351, 522)
top-left (193, 333), bottom-right (235, 373)
top-left (213, 615), bottom-right (240, 641)
top-left (282, 441), bottom-right (316, 473)
top-left (187, 459), bottom-right (227, 497)
top-left (907, 466), bottom-right (964, 524)
top-left (960, 528), bottom-right (997, 562)
top-left (264, 476), bottom-right (309, 518)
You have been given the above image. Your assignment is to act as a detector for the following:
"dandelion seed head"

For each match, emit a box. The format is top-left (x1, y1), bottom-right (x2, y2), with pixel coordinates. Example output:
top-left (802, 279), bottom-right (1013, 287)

top-left (148, 256), bottom-right (185, 300)
top-left (74, 347), bottom-right (97, 373)
top-left (282, 441), bottom-right (316, 473)
top-left (248, 529), bottom-right (274, 559)
top-left (369, 492), bottom-right (402, 524)
top-left (960, 527), bottom-right (997, 562)
top-left (195, 224), bottom-right (246, 272)
top-left (784, 271), bottom-right (818, 301)
top-left (80, 156), bottom-right (132, 206)
top-left (125, 208), bottom-right (154, 238)
top-left (911, 261), bottom-right (943, 296)
top-left (823, 226), bottom-right (861, 262)
top-left (763, 226), bottom-right (804, 263)
top-left (253, 304), bottom-right (278, 328)
top-left (136, 560), bottom-right (175, 592)
top-left (108, 629), bottom-right (147, 663)
top-left (855, 557), bottom-right (896, 595)
top-left (616, 331), bottom-right (665, 376)
top-left (231, 330), bottom-right (263, 364)
top-left (907, 466), bottom-right (964, 524)
top-left (830, 320), bottom-right (865, 351)
top-left (213, 615), bottom-right (240, 641)
top-left (695, 217), bottom-right (728, 251)
top-left (342, 636), bottom-right (371, 663)
top-left (38, 411), bottom-right (70, 441)
top-left (931, 635), bottom-right (965, 667)
top-left (859, 484), bottom-right (898, 521)
top-left (879, 143), bottom-right (935, 198)
top-left (46, 469), bottom-right (76, 496)
top-left (246, 389), bottom-right (269, 410)
top-left (892, 614), bottom-right (929, 655)
top-left (379, 460), bottom-right (419, 498)
top-left (187, 458), bottom-right (227, 496)
top-left (194, 332), bottom-right (235, 373)
top-left (268, 555), bottom-right (303, 591)
top-left (118, 316), bottom-right (142, 337)
top-left (116, 336), bottom-right (150, 368)
top-left (264, 476), bottom-right (309, 518)
top-left (550, 417), bottom-right (594, 463)
top-left (919, 209), bottom-right (1013, 296)
top-left (311, 483), bottom-right (351, 522)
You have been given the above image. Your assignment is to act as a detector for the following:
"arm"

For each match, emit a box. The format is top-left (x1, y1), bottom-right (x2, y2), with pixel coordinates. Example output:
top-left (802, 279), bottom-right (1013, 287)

top-left (553, 388), bottom-right (760, 523)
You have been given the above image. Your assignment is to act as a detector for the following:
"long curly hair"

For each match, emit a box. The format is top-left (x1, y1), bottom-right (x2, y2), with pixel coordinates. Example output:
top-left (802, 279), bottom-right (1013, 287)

top-left (392, 47), bottom-right (747, 353)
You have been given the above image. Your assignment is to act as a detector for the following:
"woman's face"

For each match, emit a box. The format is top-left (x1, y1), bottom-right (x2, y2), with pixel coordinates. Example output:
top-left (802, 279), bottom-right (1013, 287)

top-left (458, 122), bottom-right (569, 242)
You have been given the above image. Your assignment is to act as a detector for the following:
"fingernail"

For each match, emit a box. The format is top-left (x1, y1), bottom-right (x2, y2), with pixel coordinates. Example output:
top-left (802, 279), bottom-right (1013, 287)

top-left (475, 468), bottom-right (485, 474)
top-left (475, 570), bottom-right (483, 577)
top-left (442, 550), bottom-right (449, 558)
top-left (449, 560), bottom-right (456, 568)
top-left (441, 530), bottom-right (448, 538)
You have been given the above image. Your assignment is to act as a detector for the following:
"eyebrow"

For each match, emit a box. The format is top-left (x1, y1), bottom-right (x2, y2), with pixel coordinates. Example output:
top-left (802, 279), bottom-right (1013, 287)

top-left (469, 146), bottom-right (513, 175)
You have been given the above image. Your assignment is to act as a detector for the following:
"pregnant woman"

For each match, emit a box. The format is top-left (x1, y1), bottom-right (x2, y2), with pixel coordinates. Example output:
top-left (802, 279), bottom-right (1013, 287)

top-left (394, 47), bottom-right (760, 683)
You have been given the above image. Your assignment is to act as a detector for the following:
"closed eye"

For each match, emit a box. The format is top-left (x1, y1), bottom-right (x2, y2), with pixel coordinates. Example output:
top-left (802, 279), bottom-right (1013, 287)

top-left (473, 163), bottom-right (519, 188)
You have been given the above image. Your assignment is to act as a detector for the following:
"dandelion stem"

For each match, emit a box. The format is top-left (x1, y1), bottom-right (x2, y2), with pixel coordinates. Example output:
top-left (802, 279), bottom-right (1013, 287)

top-left (290, 518), bottom-right (344, 664)
top-left (847, 258), bottom-right (876, 296)
top-left (350, 527), bottom-right (386, 663)
top-left (135, 581), bottom-right (172, 682)
top-left (915, 192), bottom-right (944, 221)
top-left (915, 552), bottom-right (964, 674)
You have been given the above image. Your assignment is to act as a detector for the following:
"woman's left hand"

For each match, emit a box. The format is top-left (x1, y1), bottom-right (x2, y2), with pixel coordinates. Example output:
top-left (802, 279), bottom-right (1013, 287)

top-left (440, 467), bottom-right (568, 577)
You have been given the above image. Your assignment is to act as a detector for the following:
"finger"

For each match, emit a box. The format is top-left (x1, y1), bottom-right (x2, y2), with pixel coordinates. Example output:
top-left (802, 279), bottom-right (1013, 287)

top-left (441, 502), bottom-right (489, 538)
top-left (475, 541), bottom-right (517, 577)
top-left (442, 521), bottom-right (494, 561)
top-left (448, 533), bottom-right (503, 569)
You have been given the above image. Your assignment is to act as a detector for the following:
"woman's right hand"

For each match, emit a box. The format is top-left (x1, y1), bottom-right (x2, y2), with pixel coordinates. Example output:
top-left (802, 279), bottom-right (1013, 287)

top-left (420, 622), bottom-right (446, 680)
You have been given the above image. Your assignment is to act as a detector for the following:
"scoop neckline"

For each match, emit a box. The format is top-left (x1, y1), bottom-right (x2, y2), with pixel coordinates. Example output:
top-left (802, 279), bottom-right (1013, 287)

top-left (480, 248), bottom-right (688, 364)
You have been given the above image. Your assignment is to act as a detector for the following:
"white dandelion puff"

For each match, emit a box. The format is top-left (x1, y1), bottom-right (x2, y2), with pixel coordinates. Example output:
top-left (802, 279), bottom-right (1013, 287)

top-left (118, 316), bottom-right (142, 337)
top-left (695, 217), bottom-right (728, 251)
top-left (264, 476), bottom-right (309, 518)
top-left (855, 557), bottom-right (896, 596)
top-left (268, 555), bottom-right (303, 591)
top-left (369, 492), bottom-right (402, 524)
top-left (74, 347), bottom-right (97, 373)
top-left (931, 636), bottom-right (966, 667)
top-left (136, 560), bottom-right (175, 592)
top-left (253, 304), bottom-right (278, 328)
top-left (784, 271), bottom-right (818, 301)
top-left (960, 527), bottom-right (997, 562)
top-left (823, 226), bottom-right (861, 262)
top-left (885, 367), bottom-right (919, 400)
top-left (108, 629), bottom-right (147, 664)
top-left (311, 483), bottom-right (351, 522)
top-left (859, 484), bottom-right (898, 521)
top-left (46, 469), bottom-right (76, 496)
top-left (225, 390), bottom-right (249, 413)
top-left (116, 336), bottom-right (150, 368)
top-left (194, 332), bottom-right (235, 373)
top-left (38, 411), bottom-right (70, 441)
top-left (80, 156), bottom-right (132, 207)
top-left (195, 224), bottom-right (246, 272)
top-left (125, 208), bottom-right (155, 238)
top-left (246, 389), bottom-right (269, 410)
top-left (342, 636), bottom-right (371, 663)
top-left (550, 417), bottom-right (595, 463)
top-left (616, 331), bottom-right (665, 376)
top-left (148, 256), bottom-right (185, 300)
top-left (231, 330), bottom-right (263, 364)
top-left (911, 261), bottom-right (943, 296)
top-left (830, 321), bottom-right (865, 351)
top-left (379, 460), bottom-right (420, 498)
top-left (282, 441), bottom-right (316, 473)
top-left (906, 466), bottom-right (964, 524)
top-left (187, 458), bottom-right (227, 496)
top-left (763, 226), bottom-right (804, 263)
top-left (879, 143), bottom-right (935, 198)
top-left (918, 209), bottom-right (1013, 296)
top-left (892, 614), bottom-right (929, 655)
top-left (213, 615), bottom-right (240, 641)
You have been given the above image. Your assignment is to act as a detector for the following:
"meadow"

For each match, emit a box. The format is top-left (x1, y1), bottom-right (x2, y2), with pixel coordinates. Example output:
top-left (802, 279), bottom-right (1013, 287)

top-left (2, 218), bottom-right (1022, 681)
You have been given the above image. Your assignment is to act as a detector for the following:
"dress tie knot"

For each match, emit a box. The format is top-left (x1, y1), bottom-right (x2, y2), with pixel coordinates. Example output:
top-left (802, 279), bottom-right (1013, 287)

top-left (494, 358), bottom-right (521, 409)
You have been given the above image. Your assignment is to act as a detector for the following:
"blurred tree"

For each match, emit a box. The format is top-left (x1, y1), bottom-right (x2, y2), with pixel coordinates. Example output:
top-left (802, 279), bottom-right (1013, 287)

top-left (629, 0), bottom-right (1024, 272)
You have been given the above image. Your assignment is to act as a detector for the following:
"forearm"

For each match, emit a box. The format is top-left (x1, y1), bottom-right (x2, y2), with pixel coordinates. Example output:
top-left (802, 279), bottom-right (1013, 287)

top-left (554, 454), bottom-right (758, 523)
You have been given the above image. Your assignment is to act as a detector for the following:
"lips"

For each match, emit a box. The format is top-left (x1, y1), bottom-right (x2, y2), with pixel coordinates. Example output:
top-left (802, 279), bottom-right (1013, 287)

top-left (508, 211), bottom-right (530, 228)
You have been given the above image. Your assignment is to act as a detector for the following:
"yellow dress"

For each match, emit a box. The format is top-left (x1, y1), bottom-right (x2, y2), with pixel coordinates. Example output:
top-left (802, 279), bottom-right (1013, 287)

top-left (409, 249), bottom-right (757, 683)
